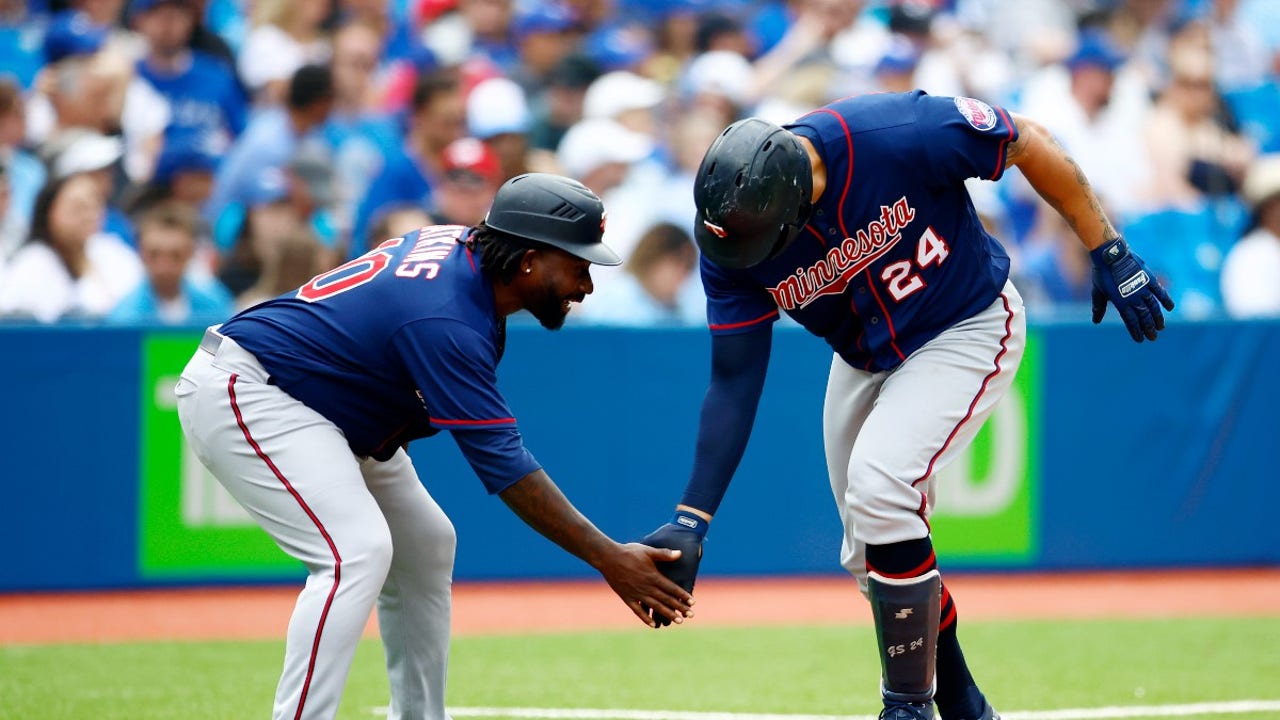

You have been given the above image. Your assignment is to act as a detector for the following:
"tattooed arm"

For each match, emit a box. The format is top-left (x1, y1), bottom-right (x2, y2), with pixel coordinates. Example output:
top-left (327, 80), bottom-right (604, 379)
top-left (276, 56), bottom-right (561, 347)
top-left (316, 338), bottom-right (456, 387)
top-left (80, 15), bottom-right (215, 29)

top-left (499, 469), bottom-right (694, 626)
top-left (1004, 112), bottom-right (1117, 251)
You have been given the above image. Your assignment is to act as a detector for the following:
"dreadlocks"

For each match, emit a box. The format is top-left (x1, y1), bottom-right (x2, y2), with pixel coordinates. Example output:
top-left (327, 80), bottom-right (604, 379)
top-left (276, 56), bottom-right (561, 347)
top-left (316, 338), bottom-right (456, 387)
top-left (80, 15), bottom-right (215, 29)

top-left (466, 221), bottom-right (540, 284)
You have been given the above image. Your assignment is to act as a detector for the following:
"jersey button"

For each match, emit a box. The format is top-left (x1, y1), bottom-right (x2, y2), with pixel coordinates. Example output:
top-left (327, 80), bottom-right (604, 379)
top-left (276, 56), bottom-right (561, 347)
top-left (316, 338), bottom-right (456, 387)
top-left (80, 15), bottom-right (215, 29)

top-left (827, 228), bottom-right (836, 235)
top-left (816, 209), bottom-right (824, 216)
top-left (870, 316), bottom-right (879, 325)
top-left (857, 286), bottom-right (866, 294)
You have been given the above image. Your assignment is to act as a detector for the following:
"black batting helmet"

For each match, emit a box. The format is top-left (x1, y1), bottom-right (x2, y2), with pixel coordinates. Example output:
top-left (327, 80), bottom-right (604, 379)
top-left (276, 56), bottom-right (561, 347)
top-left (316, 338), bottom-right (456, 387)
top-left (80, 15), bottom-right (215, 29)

top-left (693, 117), bottom-right (813, 269)
top-left (484, 173), bottom-right (622, 265)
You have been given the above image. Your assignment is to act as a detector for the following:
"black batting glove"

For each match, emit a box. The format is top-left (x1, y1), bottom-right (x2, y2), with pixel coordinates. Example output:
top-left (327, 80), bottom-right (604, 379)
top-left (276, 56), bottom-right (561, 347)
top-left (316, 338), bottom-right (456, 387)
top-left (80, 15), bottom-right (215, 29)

top-left (639, 510), bottom-right (707, 627)
top-left (1089, 237), bottom-right (1175, 342)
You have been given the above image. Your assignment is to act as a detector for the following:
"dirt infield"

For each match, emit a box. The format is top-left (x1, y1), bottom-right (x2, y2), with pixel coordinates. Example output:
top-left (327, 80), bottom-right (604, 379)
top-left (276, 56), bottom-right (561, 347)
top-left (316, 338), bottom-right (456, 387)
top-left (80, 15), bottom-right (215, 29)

top-left (1, 568), bottom-right (1277, 645)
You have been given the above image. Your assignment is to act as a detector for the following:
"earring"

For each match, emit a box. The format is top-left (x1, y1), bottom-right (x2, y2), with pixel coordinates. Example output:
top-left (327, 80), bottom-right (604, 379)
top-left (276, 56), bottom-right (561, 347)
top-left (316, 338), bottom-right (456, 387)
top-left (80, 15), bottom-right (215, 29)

top-left (524, 267), bottom-right (532, 274)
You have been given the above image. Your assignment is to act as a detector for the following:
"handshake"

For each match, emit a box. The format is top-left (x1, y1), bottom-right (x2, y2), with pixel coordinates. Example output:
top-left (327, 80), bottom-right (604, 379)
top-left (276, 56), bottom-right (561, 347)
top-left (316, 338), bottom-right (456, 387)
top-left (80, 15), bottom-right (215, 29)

top-left (640, 509), bottom-right (708, 627)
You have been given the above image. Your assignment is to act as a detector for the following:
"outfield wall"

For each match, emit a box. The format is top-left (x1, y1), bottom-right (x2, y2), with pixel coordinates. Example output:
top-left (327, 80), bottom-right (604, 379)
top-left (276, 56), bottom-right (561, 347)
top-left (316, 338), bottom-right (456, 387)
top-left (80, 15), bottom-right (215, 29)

top-left (1, 318), bottom-right (1276, 592)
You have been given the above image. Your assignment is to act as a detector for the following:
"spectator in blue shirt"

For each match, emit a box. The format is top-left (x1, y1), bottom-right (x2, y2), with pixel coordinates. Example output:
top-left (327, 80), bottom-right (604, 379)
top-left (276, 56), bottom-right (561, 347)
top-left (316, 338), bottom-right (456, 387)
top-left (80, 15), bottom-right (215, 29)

top-left (348, 67), bottom-right (465, 258)
top-left (206, 63), bottom-right (334, 251)
top-left (131, 0), bottom-right (247, 158)
top-left (109, 200), bottom-right (234, 325)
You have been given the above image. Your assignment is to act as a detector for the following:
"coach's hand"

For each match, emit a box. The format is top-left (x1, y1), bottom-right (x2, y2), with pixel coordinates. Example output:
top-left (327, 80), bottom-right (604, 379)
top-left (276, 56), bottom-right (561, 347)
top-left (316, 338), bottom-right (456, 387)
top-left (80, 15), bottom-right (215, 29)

top-left (1089, 237), bottom-right (1175, 342)
top-left (640, 510), bottom-right (707, 627)
top-left (596, 542), bottom-right (694, 628)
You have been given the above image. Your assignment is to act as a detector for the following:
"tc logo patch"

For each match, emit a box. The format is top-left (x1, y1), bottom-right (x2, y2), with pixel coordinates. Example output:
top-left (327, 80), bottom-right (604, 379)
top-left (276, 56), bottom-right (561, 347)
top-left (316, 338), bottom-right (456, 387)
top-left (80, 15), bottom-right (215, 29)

top-left (954, 97), bottom-right (998, 131)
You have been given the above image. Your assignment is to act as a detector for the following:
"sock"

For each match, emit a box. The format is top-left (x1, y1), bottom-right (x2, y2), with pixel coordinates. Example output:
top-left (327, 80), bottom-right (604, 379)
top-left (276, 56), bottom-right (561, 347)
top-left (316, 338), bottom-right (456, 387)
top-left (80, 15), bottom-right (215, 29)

top-left (935, 600), bottom-right (983, 719)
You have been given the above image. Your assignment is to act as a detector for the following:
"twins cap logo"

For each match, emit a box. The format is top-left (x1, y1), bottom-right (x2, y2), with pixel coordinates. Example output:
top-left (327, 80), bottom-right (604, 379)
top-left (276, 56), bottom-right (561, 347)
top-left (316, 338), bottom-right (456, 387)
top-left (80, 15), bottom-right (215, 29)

top-left (600, 210), bottom-right (608, 236)
top-left (703, 219), bottom-right (728, 238)
top-left (954, 96), bottom-right (998, 131)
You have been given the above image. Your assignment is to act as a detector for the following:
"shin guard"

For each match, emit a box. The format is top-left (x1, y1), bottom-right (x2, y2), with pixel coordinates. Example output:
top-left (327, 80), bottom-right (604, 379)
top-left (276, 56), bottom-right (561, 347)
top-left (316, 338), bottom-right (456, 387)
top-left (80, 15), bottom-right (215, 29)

top-left (868, 569), bottom-right (941, 704)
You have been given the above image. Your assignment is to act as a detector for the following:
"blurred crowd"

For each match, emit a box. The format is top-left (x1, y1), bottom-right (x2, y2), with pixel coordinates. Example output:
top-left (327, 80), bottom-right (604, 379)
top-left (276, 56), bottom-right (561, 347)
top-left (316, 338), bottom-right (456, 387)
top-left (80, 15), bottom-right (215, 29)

top-left (0, 0), bottom-right (1278, 327)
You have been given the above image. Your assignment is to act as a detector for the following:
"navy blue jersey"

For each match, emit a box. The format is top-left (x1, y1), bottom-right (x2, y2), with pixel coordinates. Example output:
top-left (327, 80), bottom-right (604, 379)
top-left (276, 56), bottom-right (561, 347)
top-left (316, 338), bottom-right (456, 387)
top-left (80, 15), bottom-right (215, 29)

top-left (703, 91), bottom-right (1017, 371)
top-left (218, 225), bottom-right (540, 491)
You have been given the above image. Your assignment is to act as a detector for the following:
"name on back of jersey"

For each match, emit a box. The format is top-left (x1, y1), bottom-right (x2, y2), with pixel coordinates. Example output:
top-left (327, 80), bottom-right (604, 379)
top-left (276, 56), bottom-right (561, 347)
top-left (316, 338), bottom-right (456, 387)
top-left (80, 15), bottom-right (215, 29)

top-left (395, 225), bottom-right (466, 280)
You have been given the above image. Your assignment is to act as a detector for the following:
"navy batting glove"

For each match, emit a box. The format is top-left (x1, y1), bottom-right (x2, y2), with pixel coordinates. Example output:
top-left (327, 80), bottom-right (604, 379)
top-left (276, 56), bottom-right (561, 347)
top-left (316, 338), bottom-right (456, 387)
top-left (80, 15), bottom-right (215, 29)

top-left (1089, 237), bottom-right (1175, 342)
top-left (640, 510), bottom-right (707, 627)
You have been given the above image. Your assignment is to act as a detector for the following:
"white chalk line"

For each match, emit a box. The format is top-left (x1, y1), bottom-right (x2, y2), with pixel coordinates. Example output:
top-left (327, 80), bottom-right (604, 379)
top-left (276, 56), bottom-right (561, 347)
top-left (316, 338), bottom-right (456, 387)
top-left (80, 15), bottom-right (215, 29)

top-left (371, 699), bottom-right (1280, 719)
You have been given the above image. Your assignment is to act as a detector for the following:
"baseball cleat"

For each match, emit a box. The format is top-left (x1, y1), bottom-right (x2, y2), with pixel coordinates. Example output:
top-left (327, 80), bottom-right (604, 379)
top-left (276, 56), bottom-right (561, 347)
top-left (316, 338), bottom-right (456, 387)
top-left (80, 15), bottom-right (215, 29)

top-left (879, 701), bottom-right (936, 720)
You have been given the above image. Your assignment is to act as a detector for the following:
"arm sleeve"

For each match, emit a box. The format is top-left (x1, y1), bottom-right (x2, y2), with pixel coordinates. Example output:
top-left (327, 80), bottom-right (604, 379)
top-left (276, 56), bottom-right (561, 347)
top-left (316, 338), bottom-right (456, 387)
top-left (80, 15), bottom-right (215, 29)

top-left (916, 94), bottom-right (1019, 185)
top-left (678, 325), bottom-right (773, 514)
top-left (701, 255), bottom-right (781, 336)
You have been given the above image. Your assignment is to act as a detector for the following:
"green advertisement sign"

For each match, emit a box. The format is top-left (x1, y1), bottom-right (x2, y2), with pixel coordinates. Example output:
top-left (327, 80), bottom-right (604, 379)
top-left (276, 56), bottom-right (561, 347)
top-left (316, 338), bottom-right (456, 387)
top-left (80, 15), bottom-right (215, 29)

top-left (929, 331), bottom-right (1039, 564)
top-left (138, 332), bottom-right (301, 579)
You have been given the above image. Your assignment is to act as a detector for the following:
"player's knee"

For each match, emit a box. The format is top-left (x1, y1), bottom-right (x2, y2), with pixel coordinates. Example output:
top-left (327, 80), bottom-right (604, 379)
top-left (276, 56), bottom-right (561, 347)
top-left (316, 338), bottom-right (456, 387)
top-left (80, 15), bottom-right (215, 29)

top-left (419, 518), bottom-right (456, 571)
top-left (342, 525), bottom-right (395, 581)
top-left (845, 459), bottom-right (919, 526)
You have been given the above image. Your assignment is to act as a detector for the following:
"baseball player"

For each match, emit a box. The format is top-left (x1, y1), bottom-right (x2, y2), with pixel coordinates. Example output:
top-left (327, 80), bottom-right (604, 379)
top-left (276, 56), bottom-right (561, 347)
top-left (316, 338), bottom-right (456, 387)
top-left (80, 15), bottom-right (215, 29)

top-left (174, 173), bottom-right (695, 720)
top-left (640, 92), bottom-right (1173, 720)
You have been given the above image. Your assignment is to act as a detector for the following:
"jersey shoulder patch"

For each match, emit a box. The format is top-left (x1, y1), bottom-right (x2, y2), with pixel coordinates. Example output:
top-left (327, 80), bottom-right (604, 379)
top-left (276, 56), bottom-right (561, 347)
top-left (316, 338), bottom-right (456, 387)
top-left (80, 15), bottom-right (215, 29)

top-left (953, 97), bottom-right (998, 131)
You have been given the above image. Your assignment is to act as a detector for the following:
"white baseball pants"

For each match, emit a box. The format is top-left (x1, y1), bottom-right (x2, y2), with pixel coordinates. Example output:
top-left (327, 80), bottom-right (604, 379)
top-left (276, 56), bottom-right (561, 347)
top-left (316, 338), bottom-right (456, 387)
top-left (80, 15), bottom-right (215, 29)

top-left (175, 333), bottom-right (456, 720)
top-left (823, 280), bottom-right (1026, 594)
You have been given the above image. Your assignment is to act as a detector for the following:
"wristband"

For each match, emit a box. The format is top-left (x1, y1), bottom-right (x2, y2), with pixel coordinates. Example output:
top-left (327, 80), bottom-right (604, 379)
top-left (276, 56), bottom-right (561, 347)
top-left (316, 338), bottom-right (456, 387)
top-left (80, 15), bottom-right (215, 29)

top-left (671, 510), bottom-right (709, 539)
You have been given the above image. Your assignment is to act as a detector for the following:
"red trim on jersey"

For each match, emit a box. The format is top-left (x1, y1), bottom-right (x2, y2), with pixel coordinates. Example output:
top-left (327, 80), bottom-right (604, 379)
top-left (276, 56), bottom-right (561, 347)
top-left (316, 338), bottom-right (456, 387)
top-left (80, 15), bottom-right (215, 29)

top-left (430, 416), bottom-right (517, 426)
top-left (465, 246), bottom-right (476, 273)
top-left (864, 270), bottom-right (907, 362)
top-left (372, 421), bottom-right (412, 456)
top-left (709, 309), bottom-right (780, 331)
top-left (990, 107), bottom-right (1016, 180)
top-left (866, 550), bottom-right (938, 580)
top-left (227, 374), bottom-right (340, 720)
top-left (804, 223), bottom-right (826, 248)
top-left (810, 108), bottom-right (856, 238)
top-left (813, 107), bottom-right (906, 362)
top-left (912, 293), bottom-right (1015, 489)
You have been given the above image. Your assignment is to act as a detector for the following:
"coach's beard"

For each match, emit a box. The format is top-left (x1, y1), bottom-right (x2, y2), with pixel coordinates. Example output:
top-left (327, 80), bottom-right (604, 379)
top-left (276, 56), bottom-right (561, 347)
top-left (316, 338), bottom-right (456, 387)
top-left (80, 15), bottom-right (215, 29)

top-left (529, 282), bottom-right (580, 330)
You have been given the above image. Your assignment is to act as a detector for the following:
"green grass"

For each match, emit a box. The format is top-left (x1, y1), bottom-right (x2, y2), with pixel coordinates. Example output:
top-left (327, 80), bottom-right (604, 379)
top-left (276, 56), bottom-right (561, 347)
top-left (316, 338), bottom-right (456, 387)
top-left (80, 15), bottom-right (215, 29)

top-left (2, 618), bottom-right (1278, 719)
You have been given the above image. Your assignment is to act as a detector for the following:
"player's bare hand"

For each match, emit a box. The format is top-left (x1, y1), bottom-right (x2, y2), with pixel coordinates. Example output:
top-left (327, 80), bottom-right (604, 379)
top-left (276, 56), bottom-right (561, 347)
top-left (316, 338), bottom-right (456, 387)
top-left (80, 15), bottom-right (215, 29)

top-left (597, 542), bottom-right (695, 628)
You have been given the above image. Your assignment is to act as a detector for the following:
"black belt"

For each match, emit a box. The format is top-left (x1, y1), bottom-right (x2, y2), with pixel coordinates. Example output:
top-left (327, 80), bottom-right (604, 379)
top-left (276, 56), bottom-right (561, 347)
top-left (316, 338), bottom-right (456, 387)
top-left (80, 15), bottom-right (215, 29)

top-left (199, 328), bottom-right (225, 355)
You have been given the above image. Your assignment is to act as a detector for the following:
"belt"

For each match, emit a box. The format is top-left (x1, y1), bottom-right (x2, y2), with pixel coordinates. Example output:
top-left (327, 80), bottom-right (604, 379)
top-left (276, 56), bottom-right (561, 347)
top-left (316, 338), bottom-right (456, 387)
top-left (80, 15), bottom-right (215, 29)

top-left (199, 327), bottom-right (225, 355)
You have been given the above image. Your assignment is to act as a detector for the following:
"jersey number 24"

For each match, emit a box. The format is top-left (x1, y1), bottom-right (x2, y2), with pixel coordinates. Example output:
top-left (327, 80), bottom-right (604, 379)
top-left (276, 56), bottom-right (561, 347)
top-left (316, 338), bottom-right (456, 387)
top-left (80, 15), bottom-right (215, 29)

top-left (879, 227), bottom-right (949, 302)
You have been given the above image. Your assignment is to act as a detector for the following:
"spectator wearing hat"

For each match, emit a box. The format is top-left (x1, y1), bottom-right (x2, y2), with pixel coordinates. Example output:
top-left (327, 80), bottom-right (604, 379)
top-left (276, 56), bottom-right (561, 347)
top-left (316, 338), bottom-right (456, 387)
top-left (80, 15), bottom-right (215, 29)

top-left (125, 133), bottom-right (219, 216)
top-left (107, 200), bottom-right (234, 325)
top-left (349, 67), bottom-right (466, 258)
top-left (466, 75), bottom-right (533, 182)
top-left (0, 79), bottom-right (46, 252)
top-left (206, 63), bottom-right (334, 253)
top-left (238, 0), bottom-right (332, 106)
top-left (429, 136), bottom-right (502, 227)
top-left (0, 173), bottom-right (142, 323)
top-left (583, 70), bottom-right (665, 140)
top-left (583, 20), bottom-right (655, 74)
top-left (1221, 155), bottom-right (1280, 317)
top-left (48, 129), bottom-right (138, 248)
top-left (527, 53), bottom-right (600, 152)
top-left (1019, 30), bottom-right (1153, 218)
top-left (680, 49), bottom-right (756, 127)
top-left (130, 0), bottom-right (247, 159)
top-left (27, 9), bottom-right (133, 148)
top-left (216, 166), bottom-right (310, 297)
top-left (509, 0), bottom-right (582, 93)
